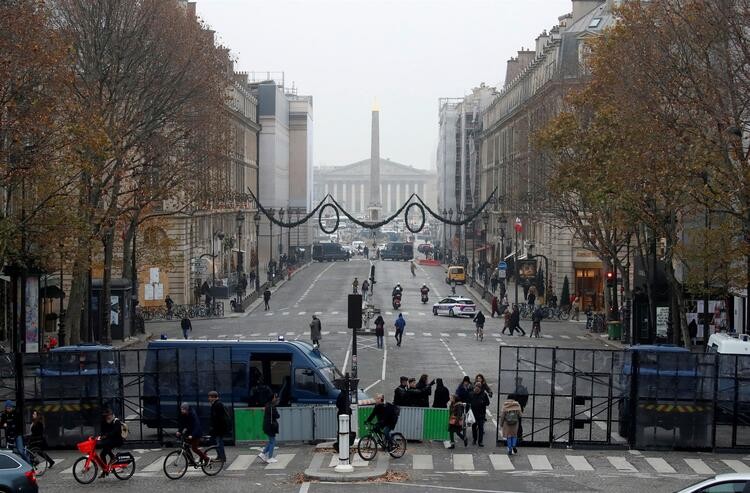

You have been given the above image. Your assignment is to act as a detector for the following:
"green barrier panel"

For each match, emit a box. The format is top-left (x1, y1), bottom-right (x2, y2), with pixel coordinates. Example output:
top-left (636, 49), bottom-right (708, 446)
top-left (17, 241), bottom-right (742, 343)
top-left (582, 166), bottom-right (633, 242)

top-left (234, 408), bottom-right (266, 441)
top-left (358, 406), bottom-right (374, 436)
top-left (423, 408), bottom-right (450, 440)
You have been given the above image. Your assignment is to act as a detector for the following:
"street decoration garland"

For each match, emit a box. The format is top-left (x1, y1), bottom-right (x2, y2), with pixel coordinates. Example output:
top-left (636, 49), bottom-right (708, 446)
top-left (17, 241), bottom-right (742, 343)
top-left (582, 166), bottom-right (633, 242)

top-left (328, 193), bottom-right (415, 230)
top-left (404, 202), bottom-right (425, 234)
top-left (415, 188), bottom-right (498, 226)
top-left (318, 203), bottom-right (339, 234)
top-left (248, 189), bottom-right (328, 228)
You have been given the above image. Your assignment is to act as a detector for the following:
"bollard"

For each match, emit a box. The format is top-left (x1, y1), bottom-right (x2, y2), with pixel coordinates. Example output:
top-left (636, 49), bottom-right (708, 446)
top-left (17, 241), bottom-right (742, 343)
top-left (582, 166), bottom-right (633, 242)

top-left (334, 414), bottom-right (354, 473)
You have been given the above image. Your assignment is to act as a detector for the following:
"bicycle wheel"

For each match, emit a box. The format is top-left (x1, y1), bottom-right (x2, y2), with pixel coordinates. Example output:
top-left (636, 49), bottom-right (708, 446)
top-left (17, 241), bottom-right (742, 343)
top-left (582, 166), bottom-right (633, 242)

top-left (163, 450), bottom-right (188, 480)
top-left (559, 309), bottom-right (570, 321)
top-left (201, 447), bottom-right (224, 476)
top-left (388, 433), bottom-right (407, 459)
top-left (357, 435), bottom-right (378, 461)
top-left (28, 449), bottom-right (48, 477)
top-left (73, 456), bottom-right (98, 485)
top-left (112, 452), bottom-right (135, 480)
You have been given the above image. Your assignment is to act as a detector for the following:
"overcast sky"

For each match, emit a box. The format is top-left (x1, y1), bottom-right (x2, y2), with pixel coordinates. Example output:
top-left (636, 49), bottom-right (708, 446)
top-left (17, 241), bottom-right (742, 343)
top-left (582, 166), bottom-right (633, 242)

top-left (196, 0), bottom-right (572, 170)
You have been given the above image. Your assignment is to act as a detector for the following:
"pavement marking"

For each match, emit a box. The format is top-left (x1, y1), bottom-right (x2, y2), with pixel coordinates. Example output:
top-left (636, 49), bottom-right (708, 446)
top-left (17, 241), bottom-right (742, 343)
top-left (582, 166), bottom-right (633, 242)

top-left (722, 459), bottom-right (750, 473)
top-left (389, 331), bottom-right (396, 336)
top-left (566, 455), bottom-right (594, 471)
top-left (337, 331), bottom-right (347, 334)
top-left (299, 482), bottom-right (311, 493)
top-left (298, 311), bottom-right (307, 315)
top-left (382, 330), bottom-right (388, 381)
top-left (419, 312), bottom-right (426, 316)
top-left (322, 331), bottom-right (330, 335)
top-left (542, 334), bottom-right (553, 339)
top-left (457, 333), bottom-right (466, 337)
top-left (233, 334), bottom-right (243, 337)
top-left (228, 454), bottom-right (255, 471)
top-left (386, 311), bottom-right (393, 315)
top-left (265, 453), bottom-right (294, 470)
top-left (423, 332), bottom-right (432, 337)
top-left (560, 335), bottom-right (571, 339)
top-left (269, 332), bottom-right (278, 336)
top-left (645, 457), bottom-right (676, 474)
top-left (452, 453), bottom-right (474, 470)
top-left (685, 458), bottom-right (714, 475)
top-left (364, 380), bottom-right (381, 392)
top-left (441, 333), bottom-right (450, 337)
top-left (143, 456), bottom-right (166, 472)
top-left (577, 336), bottom-right (587, 340)
top-left (251, 333), bottom-right (260, 337)
top-left (406, 332), bottom-right (415, 336)
top-left (528, 454), bottom-right (553, 470)
top-left (331, 311), bottom-right (339, 315)
top-left (125, 414), bottom-right (137, 421)
top-left (489, 454), bottom-right (514, 470)
top-left (314, 311), bottom-right (323, 315)
top-left (286, 331), bottom-right (296, 336)
top-left (412, 454), bottom-right (433, 470)
top-left (282, 312), bottom-right (290, 315)
top-left (217, 335), bottom-right (228, 339)
top-left (265, 312), bottom-right (274, 316)
top-left (607, 456), bottom-right (636, 472)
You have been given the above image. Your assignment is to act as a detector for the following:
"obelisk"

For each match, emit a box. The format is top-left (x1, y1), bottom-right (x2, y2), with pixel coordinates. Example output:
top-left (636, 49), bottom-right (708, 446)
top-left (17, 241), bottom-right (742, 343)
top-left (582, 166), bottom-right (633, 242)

top-left (369, 101), bottom-right (381, 221)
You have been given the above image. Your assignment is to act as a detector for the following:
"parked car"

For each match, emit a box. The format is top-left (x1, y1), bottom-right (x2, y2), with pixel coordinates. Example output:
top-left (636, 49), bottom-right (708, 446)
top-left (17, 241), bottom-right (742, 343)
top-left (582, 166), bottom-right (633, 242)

top-left (0, 450), bottom-right (38, 493)
top-left (674, 473), bottom-right (750, 492)
top-left (432, 297), bottom-right (476, 317)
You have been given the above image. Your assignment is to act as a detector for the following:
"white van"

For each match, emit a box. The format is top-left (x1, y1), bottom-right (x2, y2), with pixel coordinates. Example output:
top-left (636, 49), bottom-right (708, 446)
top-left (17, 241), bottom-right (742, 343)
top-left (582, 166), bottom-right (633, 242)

top-left (707, 332), bottom-right (750, 355)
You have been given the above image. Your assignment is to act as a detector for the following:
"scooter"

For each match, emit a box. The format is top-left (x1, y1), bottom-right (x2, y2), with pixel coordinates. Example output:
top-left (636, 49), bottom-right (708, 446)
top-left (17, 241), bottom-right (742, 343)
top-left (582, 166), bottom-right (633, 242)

top-left (392, 293), bottom-right (402, 310)
top-left (421, 292), bottom-right (429, 304)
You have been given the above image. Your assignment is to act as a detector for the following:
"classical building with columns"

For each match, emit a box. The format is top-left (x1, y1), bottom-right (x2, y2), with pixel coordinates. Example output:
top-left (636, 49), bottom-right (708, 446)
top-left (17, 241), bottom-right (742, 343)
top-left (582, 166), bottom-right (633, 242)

top-left (313, 159), bottom-right (436, 216)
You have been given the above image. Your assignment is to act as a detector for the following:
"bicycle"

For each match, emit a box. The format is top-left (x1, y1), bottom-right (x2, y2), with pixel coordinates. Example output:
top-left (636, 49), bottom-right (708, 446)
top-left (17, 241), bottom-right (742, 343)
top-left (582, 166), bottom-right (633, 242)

top-left (72, 437), bottom-right (135, 484)
top-left (5, 438), bottom-right (49, 477)
top-left (475, 324), bottom-right (484, 341)
top-left (357, 423), bottom-right (406, 461)
top-left (162, 434), bottom-right (224, 479)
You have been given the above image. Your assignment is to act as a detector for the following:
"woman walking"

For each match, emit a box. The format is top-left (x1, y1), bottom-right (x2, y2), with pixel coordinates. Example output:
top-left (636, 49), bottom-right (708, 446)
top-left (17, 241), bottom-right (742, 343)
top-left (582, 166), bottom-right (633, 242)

top-left (448, 395), bottom-right (468, 449)
top-left (474, 374), bottom-right (493, 399)
top-left (28, 411), bottom-right (54, 469)
top-left (432, 378), bottom-right (450, 408)
top-left (259, 394), bottom-right (280, 464)
top-left (374, 314), bottom-right (385, 349)
top-left (500, 397), bottom-right (523, 456)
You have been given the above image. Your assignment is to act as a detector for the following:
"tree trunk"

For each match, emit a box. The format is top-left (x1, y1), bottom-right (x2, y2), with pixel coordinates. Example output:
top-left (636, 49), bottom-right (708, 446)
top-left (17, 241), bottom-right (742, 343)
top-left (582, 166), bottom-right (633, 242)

top-left (64, 236), bottom-right (90, 344)
top-left (665, 260), bottom-right (692, 351)
top-left (100, 227), bottom-right (115, 343)
top-left (121, 220), bottom-right (135, 280)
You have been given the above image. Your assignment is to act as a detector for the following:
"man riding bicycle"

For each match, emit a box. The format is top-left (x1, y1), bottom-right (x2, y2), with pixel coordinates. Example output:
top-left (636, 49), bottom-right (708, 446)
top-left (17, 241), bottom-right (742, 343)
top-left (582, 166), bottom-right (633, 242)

top-left (176, 403), bottom-right (209, 465)
top-left (97, 408), bottom-right (124, 476)
top-left (473, 310), bottom-right (486, 340)
top-left (364, 394), bottom-right (398, 448)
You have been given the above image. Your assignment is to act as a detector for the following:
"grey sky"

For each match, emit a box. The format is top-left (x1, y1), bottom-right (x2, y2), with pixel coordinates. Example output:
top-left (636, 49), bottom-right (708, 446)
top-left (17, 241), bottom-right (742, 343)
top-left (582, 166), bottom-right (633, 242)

top-left (196, 0), bottom-right (572, 170)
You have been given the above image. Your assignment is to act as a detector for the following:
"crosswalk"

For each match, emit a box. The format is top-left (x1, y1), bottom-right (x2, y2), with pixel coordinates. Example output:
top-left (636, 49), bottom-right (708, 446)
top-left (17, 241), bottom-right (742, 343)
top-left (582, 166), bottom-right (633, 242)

top-left (48, 449), bottom-right (750, 478)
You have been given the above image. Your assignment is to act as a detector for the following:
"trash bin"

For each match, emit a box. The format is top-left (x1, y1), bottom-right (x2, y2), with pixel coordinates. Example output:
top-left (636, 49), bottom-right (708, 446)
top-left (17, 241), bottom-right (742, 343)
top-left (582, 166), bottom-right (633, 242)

top-left (607, 321), bottom-right (622, 340)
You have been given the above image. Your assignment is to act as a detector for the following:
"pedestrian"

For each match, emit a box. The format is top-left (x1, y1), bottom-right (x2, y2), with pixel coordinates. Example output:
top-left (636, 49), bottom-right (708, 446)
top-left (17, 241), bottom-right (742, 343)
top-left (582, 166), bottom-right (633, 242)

top-left (491, 295), bottom-right (500, 318)
top-left (508, 377), bottom-right (529, 440)
top-left (310, 315), bottom-right (322, 349)
top-left (393, 376), bottom-right (409, 406)
top-left (352, 277), bottom-right (359, 294)
top-left (362, 279), bottom-right (370, 301)
top-left (500, 397), bottom-right (523, 456)
top-left (474, 374), bottom-right (493, 399)
top-left (571, 295), bottom-right (580, 321)
top-left (394, 313), bottom-right (406, 347)
top-left (470, 383), bottom-right (490, 447)
top-left (208, 390), bottom-right (230, 462)
top-left (181, 316), bottom-right (192, 339)
top-left (334, 382), bottom-right (352, 453)
top-left (29, 410), bottom-right (54, 469)
top-left (165, 295), bottom-right (174, 319)
top-left (432, 378), bottom-right (450, 408)
top-left (527, 285), bottom-right (536, 307)
top-left (258, 394), bottom-right (280, 464)
top-left (501, 307), bottom-right (512, 335)
top-left (1, 401), bottom-right (28, 464)
top-left (510, 305), bottom-right (525, 336)
top-left (404, 378), bottom-right (420, 407)
top-left (263, 288), bottom-right (271, 311)
top-left (374, 314), bottom-right (385, 349)
top-left (415, 374), bottom-right (435, 408)
top-left (455, 376), bottom-right (472, 404)
top-left (448, 394), bottom-right (468, 449)
top-left (549, 293), bottom-right (558, 308)
top-left (531, 305), bottom-right (544, 337)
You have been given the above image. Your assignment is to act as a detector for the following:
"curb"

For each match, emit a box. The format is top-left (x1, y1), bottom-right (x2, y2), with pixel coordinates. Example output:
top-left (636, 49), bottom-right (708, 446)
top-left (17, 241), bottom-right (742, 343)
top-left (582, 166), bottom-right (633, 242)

top-left (113, 332), bottom-right (152, 349)
top-left (304, 452), bottom-right (389, 482)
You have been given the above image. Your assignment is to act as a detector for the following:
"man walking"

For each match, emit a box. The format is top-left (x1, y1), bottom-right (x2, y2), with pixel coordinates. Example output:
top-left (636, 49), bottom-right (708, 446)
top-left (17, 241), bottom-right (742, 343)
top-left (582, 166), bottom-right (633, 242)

top-left (510, 305), bottom-right (525, 336)
top-left (208, 391), bottom-right (230, 462)
top-left (263, 288), bottom-right (271, 311)
top-left (361, 279), bottom-right (370, 301)
top-left (165, 295), bottom-right (174, 319)
top-left (310, 315), bottom-right (322, 349)
top-left (394, 313), bottom-right (406, 347)
top-left (181, 316), bottom-right (192, 339)
top-left (374, 314), bottom-right (385, 349)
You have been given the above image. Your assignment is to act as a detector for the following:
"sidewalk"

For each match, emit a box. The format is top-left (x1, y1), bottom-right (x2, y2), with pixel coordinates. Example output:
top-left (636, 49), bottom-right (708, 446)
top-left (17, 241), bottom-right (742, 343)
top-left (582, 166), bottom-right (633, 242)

top-left (304, 451), bottom-right (389, 481)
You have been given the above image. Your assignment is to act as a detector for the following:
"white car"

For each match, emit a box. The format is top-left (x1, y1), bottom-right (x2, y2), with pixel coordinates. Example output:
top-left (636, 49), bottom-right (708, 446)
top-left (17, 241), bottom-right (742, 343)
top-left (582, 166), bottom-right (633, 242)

top-left (675, 473), bottom-right (750, 492)
top-left (432, 297), bottom-right (477, 317)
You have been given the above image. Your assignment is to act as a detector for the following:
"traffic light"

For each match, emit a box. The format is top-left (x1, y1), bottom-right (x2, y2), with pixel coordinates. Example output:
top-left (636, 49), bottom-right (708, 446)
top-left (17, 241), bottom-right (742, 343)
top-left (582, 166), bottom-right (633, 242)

top-left (606, 271), bottom-right (615, 288)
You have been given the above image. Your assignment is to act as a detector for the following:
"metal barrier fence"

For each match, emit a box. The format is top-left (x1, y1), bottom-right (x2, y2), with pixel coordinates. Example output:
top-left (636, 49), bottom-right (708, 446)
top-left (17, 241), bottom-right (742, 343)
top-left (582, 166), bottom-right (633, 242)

top-left (496, 346), bottom-right (750, 451)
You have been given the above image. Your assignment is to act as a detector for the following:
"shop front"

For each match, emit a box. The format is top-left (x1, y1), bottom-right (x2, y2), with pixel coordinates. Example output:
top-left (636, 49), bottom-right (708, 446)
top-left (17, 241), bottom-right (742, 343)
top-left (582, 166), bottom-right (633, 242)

top-left (573, 250), bottom-right (605, 312)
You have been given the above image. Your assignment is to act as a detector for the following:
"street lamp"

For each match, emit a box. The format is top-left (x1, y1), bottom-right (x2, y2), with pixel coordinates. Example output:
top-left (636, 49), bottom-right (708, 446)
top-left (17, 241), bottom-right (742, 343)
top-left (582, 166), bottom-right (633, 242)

top-left (448, 208), bottom-right (454, 263)
top-left (481, 210), bottom-right (490, 293)
top-left (295, 208), bottom-right (301, 264)
top-left (442, 208), bottom-right (447, 263)
top-left (278, 208), bottom-right (285, 279)
top-left (267, 208), bottom-right (275, 282)
top-left (235, 210), bottom-right (244, 275)
top-left (287, 207), bottom-right (292, 261)
top-left (253, 211), bottom-right (261, 291)
top-left (498, 214), bottom-right (508, 261)
top-left (211, 231), bottom-right (225, 288)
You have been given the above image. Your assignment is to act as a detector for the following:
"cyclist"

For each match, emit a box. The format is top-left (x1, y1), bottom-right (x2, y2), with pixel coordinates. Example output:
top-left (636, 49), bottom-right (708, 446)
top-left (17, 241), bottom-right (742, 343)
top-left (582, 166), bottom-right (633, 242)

top-left (1, 401), bottom-right (28, 464)
top-left (176, 403), bottom-right (209, 465)
top-left (473, 310), bottom-right (486, 341)
top-left (364, 394), bottom-right (398, 449)
top-left (420, 284), bottom-right (429, 302)
top-left (29, 410), bottom-right (54, 469)
top-left (97, 408), bottom-right (124, 476)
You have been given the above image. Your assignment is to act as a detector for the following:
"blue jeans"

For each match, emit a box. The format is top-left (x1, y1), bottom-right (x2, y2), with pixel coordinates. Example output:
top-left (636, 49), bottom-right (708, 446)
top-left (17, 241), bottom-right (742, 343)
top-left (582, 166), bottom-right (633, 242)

top-left (506, 435), bottom-right (518, 452)
top-left (15, 436), bottom-right (29, 464)
top-left (376, 335), bottom-right (383, 348)
top-left (262, 435), bottom-right (276, 458)
top-left (381, 426), bottom-right (393, 447)
top-left (214, 436), bottom-right (225, 460)
top-left (182, 328), bottom-right (189, 339)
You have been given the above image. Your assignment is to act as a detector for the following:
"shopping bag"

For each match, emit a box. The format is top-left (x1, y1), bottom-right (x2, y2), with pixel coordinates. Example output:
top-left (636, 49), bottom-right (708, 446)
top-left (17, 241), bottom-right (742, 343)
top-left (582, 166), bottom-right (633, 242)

top-left (465, 409), bottom-right (476, 425)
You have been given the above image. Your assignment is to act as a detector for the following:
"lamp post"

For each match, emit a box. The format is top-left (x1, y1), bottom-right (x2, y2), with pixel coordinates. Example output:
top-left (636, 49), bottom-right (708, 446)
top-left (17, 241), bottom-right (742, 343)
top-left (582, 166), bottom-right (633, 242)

top-left (211, 231), bottom-right (225, 288)
top-left (268, 208), bottom-right (275, 282)
top-left (253, 211), bottom-right (261, 292)
top-left (287, 208), bottom-right (292, 260)
top-left (296, 208), bottom-right (301, 264)
top-left (442, 208), bottom-right (447, 263)
top-left (235, 211), bottom-right (244, 275)
top-left (514, 217), bottom-right (522, 306)
top-left (278, 208), bottom-right (285, 279)
top-left (448, 208), bottom-right (454, 263)
top-left (481, 210), bottom-right (490, 293)
top-left (58, 241), bottom-right (66, 346)
top-left (456, 208), bottom-right (462, 264)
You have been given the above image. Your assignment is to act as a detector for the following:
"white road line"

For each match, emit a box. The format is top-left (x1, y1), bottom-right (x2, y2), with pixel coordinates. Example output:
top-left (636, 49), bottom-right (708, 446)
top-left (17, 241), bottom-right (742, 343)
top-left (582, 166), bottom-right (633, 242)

top-left (528, 455), bottom-right (553, 470)
top-left (314, 311), bottom-right (323, 315)
top-left (250, 333), bottom-right (260, 337)
top-left (265, 453), bottom-right (294, 470)
top-left (542, 334), bottom-right (553, 339)
top-left (441, 333), bottom-right (450, 337)
top-left (577, 336), bottom-right (586, 340)
top-left (457, 333), bottom-right (466, 337)
top-left (386, 311), bottom-right (393, 315)
top-left (452, 454), bottom-right (474, 470)
top-left (337, 331), bottom-right (347, 334)
top-left (423, 332), bottom-right (432, 337)
top-left (413, 454), bottom-right (433, 470)
top-left (489, 454), bottom-right (514, 470)
top-left (322, 331), bottom-right (330, 335)
top-left (566, 455), bottom-right (593, 471)
top-left (560, 335), bottom-right (571, 339)
top-left (282, 312), bottom-right (290, 315)
top-left (406, 332), bottom-right (415, 336)
top-left (265, 312), bottom-right (274, 316)
top-left (607, 456), bottom-right (636, 472)
top-left (382, 332), bottom-right (388, 381)
top-left (298, 311), bottom-right (307, 315)
top-left (364, 380), bottom-right (381, 392)
top-left (234, 334), bottom-right (243, 337)
top-left (685, 458), bottom-right (714, 475)
top-left (419, 312), bottom-right (426, 316)
top-left (299, 482), bottom-right (311, 493)
top-left (722, 459), bottom-right (750, 473)
top-left (645, 457), bottom-right (676, 474)
top-left (388, 331), bottom-right (395, 336)
top-left (268, 332), bottom-right (278, 336)
top-left (217, 335), bottom-right (227, 339)
top-left (228, 454), bottom-right (255, 471)
top-left (286, 332), bottom-right (296, 336)
top-left (331, 311), bottom-right (339, 315)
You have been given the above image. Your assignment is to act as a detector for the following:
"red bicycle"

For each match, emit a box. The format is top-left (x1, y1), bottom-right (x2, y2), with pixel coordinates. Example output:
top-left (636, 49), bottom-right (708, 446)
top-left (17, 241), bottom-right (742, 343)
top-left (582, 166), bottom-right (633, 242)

top-left (72, 437), bottom-right (135, 484)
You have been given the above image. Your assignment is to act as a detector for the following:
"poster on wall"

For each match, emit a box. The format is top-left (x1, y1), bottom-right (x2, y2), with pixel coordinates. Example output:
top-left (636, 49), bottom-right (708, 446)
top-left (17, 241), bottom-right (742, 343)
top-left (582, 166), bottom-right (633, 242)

top-left (517, 260), bottom-right (538, 279)
top-left (686, 300), bottom-right (727, 340)
top-left (24, 277), bottom-right (39, 353)
top-left (656, 306), bottom-right (670, 339)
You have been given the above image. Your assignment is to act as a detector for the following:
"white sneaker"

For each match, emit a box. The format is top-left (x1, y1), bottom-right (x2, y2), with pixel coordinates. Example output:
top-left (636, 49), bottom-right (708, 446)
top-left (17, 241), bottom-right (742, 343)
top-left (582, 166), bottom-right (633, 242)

top-left (257, 453), bottom-right (267, 463)
top-left (266, 457), bottom-right (278, 463)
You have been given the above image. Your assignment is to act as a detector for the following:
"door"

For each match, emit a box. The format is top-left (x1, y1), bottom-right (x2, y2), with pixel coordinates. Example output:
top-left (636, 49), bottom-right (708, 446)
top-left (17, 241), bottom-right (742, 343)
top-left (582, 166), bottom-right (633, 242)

top-left (249, 352), bottom-right (293, 406)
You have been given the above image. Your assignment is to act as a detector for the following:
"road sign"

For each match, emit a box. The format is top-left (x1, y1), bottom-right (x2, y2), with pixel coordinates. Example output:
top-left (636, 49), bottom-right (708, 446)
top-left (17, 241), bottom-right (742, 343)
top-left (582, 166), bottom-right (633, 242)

top-left (497, 261), bottom-right (508, 270)
top-left (498, 270), bottom-right (507, 279)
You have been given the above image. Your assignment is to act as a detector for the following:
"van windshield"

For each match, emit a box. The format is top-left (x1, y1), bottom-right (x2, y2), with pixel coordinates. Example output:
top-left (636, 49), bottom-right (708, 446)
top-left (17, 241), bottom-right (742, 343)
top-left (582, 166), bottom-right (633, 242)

top-left (319, 365), bottom-right (343, 383)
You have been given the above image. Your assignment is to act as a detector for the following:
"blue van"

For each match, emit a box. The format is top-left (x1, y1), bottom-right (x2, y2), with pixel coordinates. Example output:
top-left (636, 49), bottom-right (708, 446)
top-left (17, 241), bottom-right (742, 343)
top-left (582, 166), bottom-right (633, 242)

top-left (141, 339), bottom-right (371, 428)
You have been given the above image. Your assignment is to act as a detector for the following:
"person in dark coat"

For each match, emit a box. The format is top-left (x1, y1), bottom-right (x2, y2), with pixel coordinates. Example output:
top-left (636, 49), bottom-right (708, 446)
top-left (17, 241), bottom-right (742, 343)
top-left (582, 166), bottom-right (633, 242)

top-left (510, 305), bottom-right (525, 336)
top-left (432, 378), bottom-right (450, 408)
top-left (177, 403), bottom-right (208, 464)
top-left (98, 408), bottom-right (124, 471)
top-left (165, 295), bottom-right (174, 319)
top-left (1, 400), bottom-right (27, 463)
top-left (181, 316), bottom-right (192, 339)
top-left (29, 410), bottom-right (54, 468)
top-left (491, 296), bottom-right (500, 318)
top-left (263, 288), bottom-right (272, 310)
top-left (208, 391), bottom-right (230, 462)
top-left (455, 376), bottom-right (472, 404)
top-left (470, 383), bottom-right (490, 446)
top-left (393, 376), bottom-right (409, 406)
top-left (374, 315), bottom-right (385, 349)
top-left (310, 315), bottom-right (322, 348)
top-left (404, 378), bottom-right (422, 407)
top-left (415, 374), bottom-right (434, 408)
top-left (259, 394), bottom-right (280, 463)
top-left (334, 385), bottom-right (352, 453)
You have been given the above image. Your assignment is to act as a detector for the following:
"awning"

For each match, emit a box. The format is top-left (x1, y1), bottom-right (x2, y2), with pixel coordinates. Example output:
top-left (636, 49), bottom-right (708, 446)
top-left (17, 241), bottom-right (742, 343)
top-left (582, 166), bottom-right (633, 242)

top-left (503, 251), bottom-right (518, 261)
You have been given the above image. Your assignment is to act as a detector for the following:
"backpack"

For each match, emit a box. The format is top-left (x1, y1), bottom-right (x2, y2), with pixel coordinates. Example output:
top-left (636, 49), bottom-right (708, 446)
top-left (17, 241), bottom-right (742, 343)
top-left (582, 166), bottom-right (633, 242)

top-left (504, 410), bottom-right (519, 426)
top-left (115, 418), bottom-right (129, 440)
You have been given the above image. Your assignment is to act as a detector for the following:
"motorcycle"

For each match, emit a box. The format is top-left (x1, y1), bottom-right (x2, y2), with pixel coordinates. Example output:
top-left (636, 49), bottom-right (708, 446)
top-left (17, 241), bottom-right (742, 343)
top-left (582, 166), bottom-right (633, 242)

top-left (421, 292), bottom-right (429, 304)
top-left (392, 293), bottom-right (402, 310)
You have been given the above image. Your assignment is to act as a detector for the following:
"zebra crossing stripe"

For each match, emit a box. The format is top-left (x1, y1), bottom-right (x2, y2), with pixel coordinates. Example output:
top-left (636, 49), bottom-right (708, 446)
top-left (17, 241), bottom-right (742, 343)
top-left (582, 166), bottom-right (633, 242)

top-left (528, 454), bottom-right (553, 470)
top-left (489, 454), bottom-right (514, 471)
top-left (452, 454), bottom-right (474, 470)
top-left (441, 333), bottom-right (450, 337)
top-left (406, 332), bottom-right (415, 336)
top-left (282, 312), bottom-right (289, 315)
top-left (607, 456), bottom-right (636, 472)
top-left (298, 312), bottom-right (306, 315)
top-left (266, 453), bottom-right (294, 470)
top-left (645, 457), bottom-right (676, 473)
top-left (286, 331), bottom-right (296, 336)
top-left (566, 455), bottom-right (594, 471)
top-left (423, 333), bottom-right (432, 337)
top-left (413, 454), bottom-right (433, 470)
top-left (560, 335), bottom-right (571, 339)
top-left (265, 312), bottom-right (274, 317)
top-left (228, 454), bottom-right (255, 471)
top-left (685, 458), bottom-right (714, 475)
top-left (143, 456), bottom-right (166, 472)
top-left (331, 311), bottom-right (339, 315)
top-left (457, 333), bottom-right (466, 337)
top-left (722, 459), bottom-right (750, 473)
top-left (269, 332), bottom-right (278, 336)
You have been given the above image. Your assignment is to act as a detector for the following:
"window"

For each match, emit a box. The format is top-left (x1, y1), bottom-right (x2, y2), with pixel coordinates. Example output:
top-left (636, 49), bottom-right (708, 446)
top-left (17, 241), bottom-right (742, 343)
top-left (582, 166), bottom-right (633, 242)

top-left (588, 17), bottom-right (601, 28)
top-left (697, 481), bottom-right (749, 493)
top-left (295, 368), bottom-right (319, 393)
top-left (0, 454), bottom-right (20, 469)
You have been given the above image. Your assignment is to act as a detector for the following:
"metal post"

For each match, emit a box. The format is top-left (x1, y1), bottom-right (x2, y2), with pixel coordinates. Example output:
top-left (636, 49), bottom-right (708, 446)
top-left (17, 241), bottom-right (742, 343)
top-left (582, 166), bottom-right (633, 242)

top-left (296, 209), bottom-right (300, 263)
top-left (514, 228), bottom-right (519, 306)
top-left (255, 217), bottom-right (260, 292)
top-left (442, 209), bottom-right (447, 263)
top-left (269, 209), bottom-right (274, 281)
top-left (335, 413), bottom-right (353, 472)
top-left (131, 225), bottom-right (137, 336)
